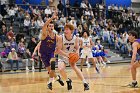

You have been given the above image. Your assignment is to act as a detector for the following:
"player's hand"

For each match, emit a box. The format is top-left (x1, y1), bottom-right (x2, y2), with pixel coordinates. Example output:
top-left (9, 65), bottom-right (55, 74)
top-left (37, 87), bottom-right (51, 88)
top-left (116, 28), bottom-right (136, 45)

top-left (54, 48), bottom-right (59, 54)
top-left (32, 52), bottom-right (35, 58)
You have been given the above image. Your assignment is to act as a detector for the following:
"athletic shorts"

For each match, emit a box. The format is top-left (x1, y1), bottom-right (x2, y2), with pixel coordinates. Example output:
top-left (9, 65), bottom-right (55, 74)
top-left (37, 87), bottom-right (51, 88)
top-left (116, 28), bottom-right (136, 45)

top-left (80, 49), bottom-right (93, 58)
top-left (40, 53), bottom-right (54, 67)
top-left (58, 55), bottom-right (69, 64)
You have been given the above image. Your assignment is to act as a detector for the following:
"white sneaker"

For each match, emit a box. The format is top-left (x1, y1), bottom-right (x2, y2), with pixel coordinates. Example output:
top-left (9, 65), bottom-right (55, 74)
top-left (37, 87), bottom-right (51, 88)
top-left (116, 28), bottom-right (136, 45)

top-left (32, 67), bottom-right (35, 72)
top-left (96, 62), bottom-right (100, 67)
top-left (86, 63), bottom-right (91, 68)
top-left (102, 62), bottom-right (106, 66)
top-left (26, 67), bottom-right (29, 71)
top-left (100, 62), bottom-right (103, 66)
top-left (107, 60), bottom-right (111, 63)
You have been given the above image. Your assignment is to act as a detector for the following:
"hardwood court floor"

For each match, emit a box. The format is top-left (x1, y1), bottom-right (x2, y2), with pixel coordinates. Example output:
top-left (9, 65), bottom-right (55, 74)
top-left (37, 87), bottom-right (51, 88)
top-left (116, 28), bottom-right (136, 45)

top-left (1, 63), bottom-right (140, 93)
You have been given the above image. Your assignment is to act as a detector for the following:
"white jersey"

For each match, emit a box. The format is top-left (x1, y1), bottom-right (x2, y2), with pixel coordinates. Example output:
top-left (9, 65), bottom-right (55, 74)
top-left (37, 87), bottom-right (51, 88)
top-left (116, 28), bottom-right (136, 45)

top-left (81, 37), bottom-right (91, 51)
top-left (82, 37), bottom-right (91, 46)
top-left (80, 37), bottom-right (93, 58)
top-left (62, 34), bottom-right (76, 54)
top-left (58, 34), bottom-right (77, 63)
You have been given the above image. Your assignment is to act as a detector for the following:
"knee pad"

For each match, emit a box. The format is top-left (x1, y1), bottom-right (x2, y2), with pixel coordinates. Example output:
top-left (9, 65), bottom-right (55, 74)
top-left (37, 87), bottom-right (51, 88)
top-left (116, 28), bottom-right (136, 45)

top-left (51, 61), bottom-right (55, 70)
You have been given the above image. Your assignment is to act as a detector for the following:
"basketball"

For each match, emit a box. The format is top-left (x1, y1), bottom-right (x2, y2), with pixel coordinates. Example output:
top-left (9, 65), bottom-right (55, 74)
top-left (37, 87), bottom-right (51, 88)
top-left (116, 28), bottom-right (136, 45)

top-left (69, 53), bottom-right (79, 63)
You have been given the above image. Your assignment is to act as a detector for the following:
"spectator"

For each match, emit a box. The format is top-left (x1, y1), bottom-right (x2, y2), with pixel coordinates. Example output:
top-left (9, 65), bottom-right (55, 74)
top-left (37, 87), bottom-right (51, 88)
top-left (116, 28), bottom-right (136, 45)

top-left (29, 19), bottom-right (37, 36)
top-left (8, 6), bottom-right (16, 25)
top-left (0, 25), bottom-right (7, 43)
top-left (24, 16), bottom-right (30, 35)
top-left (6, 48), bottom-right (19, 72)
top-left (10, 38), bottom-right (18, 51)
top-left (27, 37), bottom-right (37, 54)
top-left (6, 26), bottom-right (15, 41)
top-left (36, 16), bottom-right (44, 30)
top-left (57, 0), bottom-right (64, 15)
top-left (44, 6), bottom-right (52, 17)
top-left (18, 38), bottom-right (35, 71)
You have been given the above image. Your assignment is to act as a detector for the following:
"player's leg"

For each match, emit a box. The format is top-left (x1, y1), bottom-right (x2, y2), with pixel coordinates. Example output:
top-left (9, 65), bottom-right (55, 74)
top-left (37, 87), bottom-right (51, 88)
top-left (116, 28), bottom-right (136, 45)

top-left (70, 63), bottom-right (89, 91)
top-left (49, 58), bottom-right (64, 86)
top-left (40, 56), bottom-right (53, 90)
top-left (89, 57), bottom-right (99, 73)
top-left (80, 58), bottom-right (85, 71)
top-left (128, 61), bottom-right (140, 87)
top-left (29, 58), bottom-right (35, 71)
top-left (58, 60), bottom-right (72, 90)
top-left (88, 52), bottom-right (99, 73)
top-left (80, 52), bottom-right (86, 71)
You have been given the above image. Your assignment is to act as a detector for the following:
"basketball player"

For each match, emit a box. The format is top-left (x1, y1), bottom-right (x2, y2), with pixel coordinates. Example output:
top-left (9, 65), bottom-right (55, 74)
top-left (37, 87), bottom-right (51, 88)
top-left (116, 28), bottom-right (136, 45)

top-left (32, 12), bottom-right (64, 90)
top-left (57, 24), bottom-right (89, 91)
top-left (127, 31), bottom-right (140, 87)
top-left (80, 31), bottom-right (99, 73)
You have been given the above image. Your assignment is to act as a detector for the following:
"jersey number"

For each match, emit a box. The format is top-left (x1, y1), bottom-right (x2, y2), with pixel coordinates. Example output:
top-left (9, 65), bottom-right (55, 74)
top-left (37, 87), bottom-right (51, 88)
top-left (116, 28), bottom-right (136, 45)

top-left (66, 46), bottom-right (70, 51)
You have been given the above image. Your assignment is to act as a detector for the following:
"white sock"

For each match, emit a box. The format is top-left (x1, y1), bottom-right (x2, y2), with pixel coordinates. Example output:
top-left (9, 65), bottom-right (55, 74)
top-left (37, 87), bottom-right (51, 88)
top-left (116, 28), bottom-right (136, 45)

top-left (55, 75), bottom-right (59, 81)
top-left (26, 66), bottom-right (29, 69)
top-left (25, 59), bottom-right (28, 67)
top-left (32, 66), bottom-right (35, 70)
top-left (32, 60), bottom-right (34, 67)
top-left (82, 79), bottom-right (87, 84)
top-left (48, 78), bottom-right (53, 83)
top-left (133, 80), bottom-right (137, 83)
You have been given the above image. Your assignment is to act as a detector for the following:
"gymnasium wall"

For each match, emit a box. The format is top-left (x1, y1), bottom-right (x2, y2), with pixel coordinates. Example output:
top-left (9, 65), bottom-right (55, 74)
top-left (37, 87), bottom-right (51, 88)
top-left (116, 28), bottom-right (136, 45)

top-left (105, 0), bottom-right (131, 7)
top-left (69, 0), bottom-right (102, 7)
top-left (15, 0), bottom-right (49, 5)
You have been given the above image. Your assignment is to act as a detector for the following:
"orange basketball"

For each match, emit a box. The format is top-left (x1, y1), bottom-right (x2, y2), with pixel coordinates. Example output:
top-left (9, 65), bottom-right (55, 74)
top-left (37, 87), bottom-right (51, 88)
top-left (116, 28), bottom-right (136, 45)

top-left (69, 53), bottom-right (79, 63)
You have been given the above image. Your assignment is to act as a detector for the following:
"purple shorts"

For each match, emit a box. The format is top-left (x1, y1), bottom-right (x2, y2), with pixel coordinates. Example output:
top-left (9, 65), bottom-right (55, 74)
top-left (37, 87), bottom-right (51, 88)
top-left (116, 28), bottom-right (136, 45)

top-left (41, 53), bottom-right (54, 67)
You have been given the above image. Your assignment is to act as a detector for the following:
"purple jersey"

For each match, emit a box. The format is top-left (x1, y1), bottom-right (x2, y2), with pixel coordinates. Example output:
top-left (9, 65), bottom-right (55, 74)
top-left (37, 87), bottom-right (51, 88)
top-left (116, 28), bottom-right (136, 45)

top-left (39, 35), bottom-right (56, 67)
top-left (135, 39), bottom-right (140, 60)
top-left (40, 35), bottom-right (56, 55)
top-left (135, 39), bottom-right (140, 55)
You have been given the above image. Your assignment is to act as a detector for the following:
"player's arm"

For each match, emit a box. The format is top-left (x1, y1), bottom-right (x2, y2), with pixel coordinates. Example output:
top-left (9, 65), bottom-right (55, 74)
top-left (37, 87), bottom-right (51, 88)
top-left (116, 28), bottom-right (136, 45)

top-left (90, 38), bottom-right (94, 48)
top-left (75, 37), bottom-right (79, 54)
top-left (54, 35), bottom-right (59, 54)
top-left (79, 38), bottom-right (83, 48)
top-left (57, 36), bottom-right (69, 58)
top-left (41, 11), bottom-right (57, 40)
top-left (131, 42), bottom-right (139, 65)
top-left (32, 41), bottom-right (41, 57)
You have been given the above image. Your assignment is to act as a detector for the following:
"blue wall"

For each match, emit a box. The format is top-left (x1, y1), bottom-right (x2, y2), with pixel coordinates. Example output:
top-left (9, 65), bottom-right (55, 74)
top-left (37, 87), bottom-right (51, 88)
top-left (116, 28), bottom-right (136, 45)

top-left (106, 0), bottom-right (131, 7)
top-left (16, 0), bottom-right (49, 5)
top-left (69, 0), bottom-right (102, 7)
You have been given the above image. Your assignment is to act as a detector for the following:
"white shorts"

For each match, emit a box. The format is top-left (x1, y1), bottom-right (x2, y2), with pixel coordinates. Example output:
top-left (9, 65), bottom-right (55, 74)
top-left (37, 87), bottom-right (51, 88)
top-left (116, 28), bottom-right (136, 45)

top-left (80, 49), bottom-right (93, 59)
top-left (58, 55), bottom-right (69, 64)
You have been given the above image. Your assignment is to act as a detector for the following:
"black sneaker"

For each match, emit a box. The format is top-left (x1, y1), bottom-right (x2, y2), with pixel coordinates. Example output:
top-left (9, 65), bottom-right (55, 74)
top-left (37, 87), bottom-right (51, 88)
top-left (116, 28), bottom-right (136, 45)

top-left (95, 67), bottom-right (100, 73)
top-left (66, 78), bottom-right (72, 90)
top-left (127, 81), bottom-right (138, 88)
top-left (47, 82), bottom-right (52, 90)
top-left (57, 75), bottom-right (64, 86)
top-left (84, 83), bottom-right (89, 91)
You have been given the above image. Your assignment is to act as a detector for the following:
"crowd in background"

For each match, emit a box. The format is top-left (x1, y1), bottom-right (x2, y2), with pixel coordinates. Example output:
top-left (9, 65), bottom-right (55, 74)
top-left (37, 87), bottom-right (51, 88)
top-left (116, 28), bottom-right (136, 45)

top-left (0, 0), bottom-right (140, 71)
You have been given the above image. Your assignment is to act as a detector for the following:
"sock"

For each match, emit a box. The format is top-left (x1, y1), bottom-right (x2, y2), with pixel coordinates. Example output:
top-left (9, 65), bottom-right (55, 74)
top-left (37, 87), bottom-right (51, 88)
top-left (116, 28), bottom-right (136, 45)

top-left (26, 66), bottom-right (29, 70)
top-left (82, 79), bottom-right (87, 84)
top-left (132, 80), bottom-right (137, 83)
top-left (48, 78), bottom-right (53, 83)
top-left (25, 59), bottom-right (28, 67)
top-left (55, 75), bottom-right (59, 81)
top-left (32, 60), bottom-right (34, 67)
top-left (66, 78), bottom-right (70, 81)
